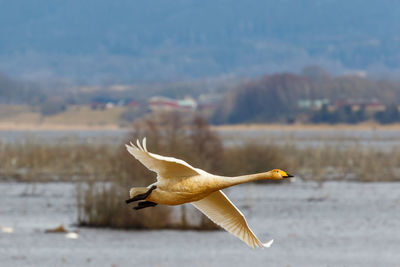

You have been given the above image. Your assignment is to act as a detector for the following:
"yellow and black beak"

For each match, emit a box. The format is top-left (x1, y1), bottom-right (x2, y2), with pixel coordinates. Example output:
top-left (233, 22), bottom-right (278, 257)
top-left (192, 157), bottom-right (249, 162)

top-left (283, 173), bottom-right (294, 178)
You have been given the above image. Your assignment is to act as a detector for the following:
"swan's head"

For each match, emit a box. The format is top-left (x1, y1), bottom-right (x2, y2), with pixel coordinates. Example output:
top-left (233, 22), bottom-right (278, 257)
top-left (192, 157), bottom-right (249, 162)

top-left (269, 169), bottom-right (294, 180)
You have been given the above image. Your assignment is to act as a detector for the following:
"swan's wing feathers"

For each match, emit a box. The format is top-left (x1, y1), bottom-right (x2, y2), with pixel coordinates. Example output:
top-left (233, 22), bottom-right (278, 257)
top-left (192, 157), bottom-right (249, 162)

top-left (125, 139), bottom-right (200, 179)
top-left (191, 190), bottom-right (273, 249)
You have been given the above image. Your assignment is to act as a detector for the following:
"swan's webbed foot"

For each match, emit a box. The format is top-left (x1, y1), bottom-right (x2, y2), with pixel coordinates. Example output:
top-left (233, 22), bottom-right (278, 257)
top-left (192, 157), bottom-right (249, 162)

top-left (125, 185), bottom-right (157, 204)
top-left (133, 201), bottom-right (158, 210)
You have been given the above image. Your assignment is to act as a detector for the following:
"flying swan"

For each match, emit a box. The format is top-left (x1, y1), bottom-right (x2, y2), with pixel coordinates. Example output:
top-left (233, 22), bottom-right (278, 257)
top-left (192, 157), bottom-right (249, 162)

top-left (125, 138), bottom-right (293, 249)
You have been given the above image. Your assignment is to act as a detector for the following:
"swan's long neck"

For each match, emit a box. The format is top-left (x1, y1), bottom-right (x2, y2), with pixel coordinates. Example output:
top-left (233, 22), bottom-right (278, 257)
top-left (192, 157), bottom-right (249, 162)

top-left (218, 172), bottom-right (274, 189)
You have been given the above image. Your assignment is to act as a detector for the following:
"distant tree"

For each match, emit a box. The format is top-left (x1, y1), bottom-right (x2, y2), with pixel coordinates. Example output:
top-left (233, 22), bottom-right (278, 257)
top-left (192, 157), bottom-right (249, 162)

top-left (375, 105), bottom-right (400, 124)
top-left (354, 105), bottom-right (366, 123)
top-left (312, 104), bottom-right (368, 124)
top-left (0, 70), bottom-right (45, 105)
top-left (311, 104), bottom-right (330, 123)
top-left (40, 100), bottom-right (66, 116)
top-left (301, 66), bottom-right (331, 82)
top-left (212, 73), bottom-right (315, 124)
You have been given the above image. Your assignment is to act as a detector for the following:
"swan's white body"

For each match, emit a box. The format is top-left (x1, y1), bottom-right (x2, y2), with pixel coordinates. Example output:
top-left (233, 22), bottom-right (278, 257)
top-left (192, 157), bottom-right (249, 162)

top-left (126, 138), bottom-right (289, 249)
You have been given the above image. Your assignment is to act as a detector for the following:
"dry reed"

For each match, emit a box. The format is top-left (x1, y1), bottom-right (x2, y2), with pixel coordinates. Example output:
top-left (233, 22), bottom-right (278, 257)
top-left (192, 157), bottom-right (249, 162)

top-left (1, 114), bottom-right (400, 229)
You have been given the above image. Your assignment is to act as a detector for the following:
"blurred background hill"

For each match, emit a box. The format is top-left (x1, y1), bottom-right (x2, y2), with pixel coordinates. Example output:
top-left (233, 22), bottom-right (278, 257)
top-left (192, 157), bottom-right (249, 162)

top-left (0, 0), bottom-right (399, 83)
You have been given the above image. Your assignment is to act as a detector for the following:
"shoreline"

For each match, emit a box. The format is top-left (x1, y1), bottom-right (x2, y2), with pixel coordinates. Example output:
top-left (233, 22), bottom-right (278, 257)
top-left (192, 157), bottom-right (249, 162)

top-left (212, 123), bottom-right (400, 131)
top-left (1, 122), bottom-right (400, 131)
top-left (0, 122), bottom-right (124, 131)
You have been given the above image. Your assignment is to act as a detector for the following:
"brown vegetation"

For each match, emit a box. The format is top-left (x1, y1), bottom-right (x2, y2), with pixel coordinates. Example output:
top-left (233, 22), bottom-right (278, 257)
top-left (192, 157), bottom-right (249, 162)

top-left (1, 113), bottom-right (400, 229)
top-left (2, 137), bottom-right (397, 184)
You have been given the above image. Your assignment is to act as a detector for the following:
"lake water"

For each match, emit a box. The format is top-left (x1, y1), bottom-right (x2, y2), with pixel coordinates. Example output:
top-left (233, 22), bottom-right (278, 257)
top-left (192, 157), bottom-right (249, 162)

top-left (1, 181), bottom-right (399, 267)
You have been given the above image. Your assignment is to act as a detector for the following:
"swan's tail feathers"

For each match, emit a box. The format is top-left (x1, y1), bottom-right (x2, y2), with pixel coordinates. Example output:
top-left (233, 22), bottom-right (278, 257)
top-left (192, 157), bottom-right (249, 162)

top-left (262, 239), bottom-right (274, 248)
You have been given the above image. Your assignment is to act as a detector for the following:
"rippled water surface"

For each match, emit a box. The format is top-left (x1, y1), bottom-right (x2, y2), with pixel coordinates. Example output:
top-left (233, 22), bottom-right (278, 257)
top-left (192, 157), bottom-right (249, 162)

top-left (1, 181), bottom-right (399, 267)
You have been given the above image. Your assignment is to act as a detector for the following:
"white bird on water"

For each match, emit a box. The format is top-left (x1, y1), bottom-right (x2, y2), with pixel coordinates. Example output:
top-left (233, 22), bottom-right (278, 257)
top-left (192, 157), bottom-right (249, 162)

top-left (125, 138), bottom-right (293, 249)
top-left (1, 226), bottom-right (14, 234)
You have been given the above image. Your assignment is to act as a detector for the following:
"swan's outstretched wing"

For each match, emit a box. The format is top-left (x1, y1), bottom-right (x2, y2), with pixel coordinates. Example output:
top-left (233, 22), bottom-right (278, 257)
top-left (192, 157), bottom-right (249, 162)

top-left (192, 190), bottom-right (273, 249)
top-left (125, 138), bottom-right (200, 179)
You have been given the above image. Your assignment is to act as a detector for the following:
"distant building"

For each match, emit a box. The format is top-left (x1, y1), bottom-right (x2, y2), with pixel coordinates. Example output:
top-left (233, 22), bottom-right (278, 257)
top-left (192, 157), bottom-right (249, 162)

top-left (105, 102), bottom-right (115, 109)
top-left (298, 99), bottom-right (330, 110)
top-left (127, 100), bottom-right (139, 108)
top-left (148, 96), bottom-right (197, 112)
top-left (90, 97), bottom-right (138, 110)
top-left (364, 100), bottom-right (386, 113)
top-left (90, 102), bottom-right (106, 110)
top-left (332, 99), bottom-right (386, 114)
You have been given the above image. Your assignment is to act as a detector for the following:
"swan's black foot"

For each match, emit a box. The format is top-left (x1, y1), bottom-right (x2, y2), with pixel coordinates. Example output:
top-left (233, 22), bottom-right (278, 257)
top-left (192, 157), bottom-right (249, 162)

top-left (134, 201), bottom-right (158, 210)
top-left (125, 185), bottom-right (157, 204)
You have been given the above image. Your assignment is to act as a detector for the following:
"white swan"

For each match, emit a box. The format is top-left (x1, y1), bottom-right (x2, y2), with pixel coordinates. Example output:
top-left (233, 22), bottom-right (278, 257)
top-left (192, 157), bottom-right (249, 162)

top-left (125, 138), bottom-right (293, 249)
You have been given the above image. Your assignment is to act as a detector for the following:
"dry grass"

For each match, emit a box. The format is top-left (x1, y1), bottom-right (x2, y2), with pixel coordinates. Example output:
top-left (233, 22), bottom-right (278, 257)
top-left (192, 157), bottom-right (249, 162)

top-left (0, 104), bottom-right (32, 117)
top-left (0, 104), bottom-right (129, 127)
top-left (2, 139), bottom-right (397, 184)
top-left (289, 144), bottom-right (400, 182)
top-left (43, 105), bottom-right (127, 126)
top-left (221, 142), bottom-right (292, 177)
top-left (0, 104), bottom-right (41, 123)
top-left (0, 141), bottom-right (125, 182)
